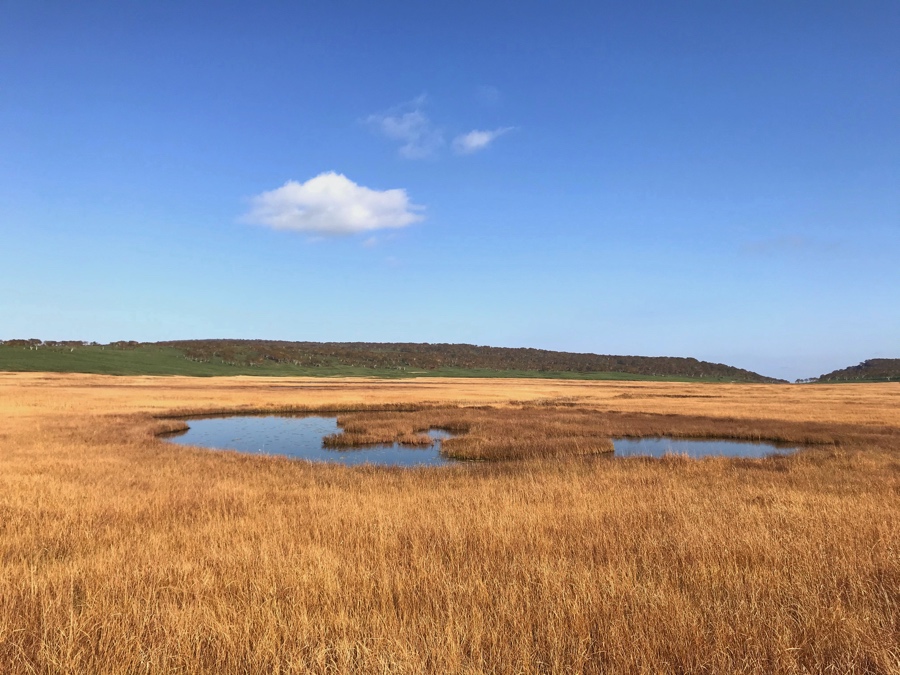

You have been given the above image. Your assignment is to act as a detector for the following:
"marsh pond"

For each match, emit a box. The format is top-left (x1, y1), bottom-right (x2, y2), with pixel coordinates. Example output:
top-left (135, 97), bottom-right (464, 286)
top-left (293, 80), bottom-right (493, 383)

top-left (166, 415), bottom-right (456, 467)
top-left (165, 415), bottom-right (799, 466)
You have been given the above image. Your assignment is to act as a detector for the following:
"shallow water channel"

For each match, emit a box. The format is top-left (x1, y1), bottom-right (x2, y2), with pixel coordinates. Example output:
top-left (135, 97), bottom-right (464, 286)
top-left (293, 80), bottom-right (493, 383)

top-left (165, 415), bottom-right (798, 466)
top-left (612, 437), bottom-right (797, 459)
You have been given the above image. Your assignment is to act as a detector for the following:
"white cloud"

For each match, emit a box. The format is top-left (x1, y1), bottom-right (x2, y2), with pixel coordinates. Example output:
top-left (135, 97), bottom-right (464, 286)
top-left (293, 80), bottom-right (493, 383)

top-left (244, 172), bottom-right (424, 236)
top-left (365, 96), bottom-right (444, 159)
top-left (452, 127), bottom-right (514, 154)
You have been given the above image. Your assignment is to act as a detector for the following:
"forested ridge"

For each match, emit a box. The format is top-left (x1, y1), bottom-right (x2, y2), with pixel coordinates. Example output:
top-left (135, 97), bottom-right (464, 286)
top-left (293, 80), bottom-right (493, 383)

top-left (815, 359), bottom-right (900, 382)
top-left (0, 338), bottom-right (786, 381)
top-left (164, 339), bottom-right (783, 380)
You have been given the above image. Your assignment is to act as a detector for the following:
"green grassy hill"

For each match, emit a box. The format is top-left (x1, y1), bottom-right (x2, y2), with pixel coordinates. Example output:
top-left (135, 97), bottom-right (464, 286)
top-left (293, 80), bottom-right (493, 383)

top-left (0, 339), bottom-right (786, 382)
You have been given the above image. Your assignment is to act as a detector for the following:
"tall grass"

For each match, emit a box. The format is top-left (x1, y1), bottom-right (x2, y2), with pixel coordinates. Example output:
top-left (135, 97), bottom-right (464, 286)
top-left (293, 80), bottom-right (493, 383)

top-left (323, 406), bottom-right (890, 460)
top-left (0, 373), bottom-right (897, 673)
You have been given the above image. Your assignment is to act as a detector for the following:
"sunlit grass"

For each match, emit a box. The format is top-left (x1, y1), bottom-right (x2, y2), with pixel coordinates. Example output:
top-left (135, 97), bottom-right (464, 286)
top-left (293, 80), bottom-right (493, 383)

top-left (0, 374), bottom-right (897, 672)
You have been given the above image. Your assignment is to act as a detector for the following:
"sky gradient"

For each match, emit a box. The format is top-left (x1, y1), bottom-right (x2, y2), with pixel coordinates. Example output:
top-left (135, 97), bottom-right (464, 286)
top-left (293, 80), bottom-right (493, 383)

top-left (1, 1), bottom-right (898, 380)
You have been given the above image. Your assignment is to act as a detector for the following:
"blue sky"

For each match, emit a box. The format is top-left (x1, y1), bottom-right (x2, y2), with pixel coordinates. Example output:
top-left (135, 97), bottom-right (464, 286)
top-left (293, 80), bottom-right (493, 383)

top-left (1, 1), bottom-right (897, 380)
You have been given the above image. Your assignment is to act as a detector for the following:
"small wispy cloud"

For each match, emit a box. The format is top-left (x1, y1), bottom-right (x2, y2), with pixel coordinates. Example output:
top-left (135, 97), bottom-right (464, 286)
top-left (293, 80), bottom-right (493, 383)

top-left (365, 95), bottom-right (444, 159)
top-left (452, 127), bottom-right (515, 155)
top-left (244, 172), bottom-right (424, 236)
top-left (476, 85), bottom-right (502, 106)
top-left (366, 94), bottom-right (516, 159)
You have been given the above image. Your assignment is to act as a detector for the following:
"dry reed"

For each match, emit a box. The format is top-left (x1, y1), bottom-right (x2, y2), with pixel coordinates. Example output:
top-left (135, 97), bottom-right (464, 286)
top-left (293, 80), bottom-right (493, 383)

top-left (0, 373), bottom-right (897, 673)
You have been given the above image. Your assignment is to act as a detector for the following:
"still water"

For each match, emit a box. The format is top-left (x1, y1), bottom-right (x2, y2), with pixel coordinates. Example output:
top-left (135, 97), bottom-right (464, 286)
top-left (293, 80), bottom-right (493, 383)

top-left (612, 437), bottom-right (796, 459)
top-left (165, 415), bottom-right (798, 466)
top-left (166, 415), bottom-right (455, 467)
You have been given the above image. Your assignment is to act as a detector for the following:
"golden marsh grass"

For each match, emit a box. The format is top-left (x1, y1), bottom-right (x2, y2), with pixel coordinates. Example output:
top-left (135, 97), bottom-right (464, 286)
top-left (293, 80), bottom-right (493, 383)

top-left (0, 373), bottom-right (898, 673)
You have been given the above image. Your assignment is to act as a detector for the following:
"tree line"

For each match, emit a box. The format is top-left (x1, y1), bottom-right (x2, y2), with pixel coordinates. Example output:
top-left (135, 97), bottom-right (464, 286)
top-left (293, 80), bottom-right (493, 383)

top-left (158, 339), bottom-right (784, 382)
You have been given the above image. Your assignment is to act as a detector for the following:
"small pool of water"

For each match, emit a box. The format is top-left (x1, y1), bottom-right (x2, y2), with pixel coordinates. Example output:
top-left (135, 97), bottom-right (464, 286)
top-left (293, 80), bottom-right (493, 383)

top-left (165, 415), bottom-right (455, 467)
top-left (612, 437), bottom-right (797, 459)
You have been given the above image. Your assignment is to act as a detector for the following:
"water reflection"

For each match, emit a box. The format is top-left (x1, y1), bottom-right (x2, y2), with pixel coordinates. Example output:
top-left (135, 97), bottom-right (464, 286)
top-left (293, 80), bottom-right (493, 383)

top-left (613, 437), bottom-right (796, 459)
top-left (166, 415), bottom-right (455, 467)
top-left (165, 415), bottom-right (798, 466)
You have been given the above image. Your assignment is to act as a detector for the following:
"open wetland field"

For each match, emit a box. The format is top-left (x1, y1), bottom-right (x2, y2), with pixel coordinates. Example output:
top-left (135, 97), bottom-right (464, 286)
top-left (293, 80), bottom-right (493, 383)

top-left (0, 373), bottom-right (898, 673)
